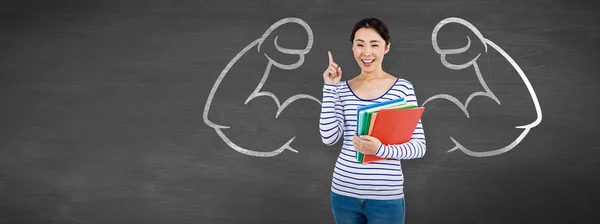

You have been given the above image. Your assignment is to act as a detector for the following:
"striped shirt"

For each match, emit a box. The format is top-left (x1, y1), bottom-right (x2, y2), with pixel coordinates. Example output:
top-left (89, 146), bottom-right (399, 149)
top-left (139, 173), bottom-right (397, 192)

top-left (319, 78), bottom-right (426, 200)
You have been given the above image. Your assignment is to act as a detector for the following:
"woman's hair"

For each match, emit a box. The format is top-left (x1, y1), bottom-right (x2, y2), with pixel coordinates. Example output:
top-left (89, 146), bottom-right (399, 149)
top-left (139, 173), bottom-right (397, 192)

top-left (350, 17), bottom-right (391, 46)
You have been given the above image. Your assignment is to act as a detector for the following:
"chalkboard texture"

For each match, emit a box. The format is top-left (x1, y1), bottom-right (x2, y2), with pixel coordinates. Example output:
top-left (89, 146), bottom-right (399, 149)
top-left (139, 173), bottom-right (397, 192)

top-left (1, 0), bottom-right (599, 223)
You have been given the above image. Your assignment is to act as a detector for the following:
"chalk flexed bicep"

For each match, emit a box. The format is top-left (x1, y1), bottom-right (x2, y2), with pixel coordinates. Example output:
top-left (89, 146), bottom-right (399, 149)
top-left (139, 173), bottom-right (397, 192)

top-left (203, 17), bottom-right (319, 157)
top-left (424, 17), bottom-right (543, 157)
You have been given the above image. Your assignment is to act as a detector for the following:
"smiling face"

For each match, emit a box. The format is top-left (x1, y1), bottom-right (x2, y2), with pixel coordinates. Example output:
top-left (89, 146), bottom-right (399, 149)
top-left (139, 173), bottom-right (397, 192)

top-left (352, 27), bottom-right (390, 74)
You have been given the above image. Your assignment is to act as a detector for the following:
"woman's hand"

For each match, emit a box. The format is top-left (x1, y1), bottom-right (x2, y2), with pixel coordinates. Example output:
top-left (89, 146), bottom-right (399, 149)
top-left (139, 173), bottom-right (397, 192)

top-left (353, 133), bottom-right (381, 155)
top-left (323, 51), bottom-right (342, 85)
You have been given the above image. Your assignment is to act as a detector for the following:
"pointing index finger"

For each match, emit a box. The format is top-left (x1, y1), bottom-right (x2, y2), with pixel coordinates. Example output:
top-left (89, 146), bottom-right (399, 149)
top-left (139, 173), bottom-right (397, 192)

top-left (328, 51), bottom-right (333, 64)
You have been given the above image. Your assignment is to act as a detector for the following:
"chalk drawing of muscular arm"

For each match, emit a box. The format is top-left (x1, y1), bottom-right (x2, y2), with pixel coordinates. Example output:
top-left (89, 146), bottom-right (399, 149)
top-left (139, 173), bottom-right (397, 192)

top-left (423, 17), bottom-right (543, 157)
top-left (203, 18), bottom-right (319, 157)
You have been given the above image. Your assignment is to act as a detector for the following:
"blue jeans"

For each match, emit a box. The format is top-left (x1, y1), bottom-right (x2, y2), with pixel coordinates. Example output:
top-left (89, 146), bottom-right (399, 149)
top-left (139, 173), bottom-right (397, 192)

top-left (330, 191), bottom-right (405, 224)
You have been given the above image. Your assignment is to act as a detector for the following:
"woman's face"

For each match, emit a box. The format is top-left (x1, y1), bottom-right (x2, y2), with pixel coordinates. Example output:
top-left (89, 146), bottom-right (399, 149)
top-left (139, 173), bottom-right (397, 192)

top-left (352, 27), bottom-right (390, 73)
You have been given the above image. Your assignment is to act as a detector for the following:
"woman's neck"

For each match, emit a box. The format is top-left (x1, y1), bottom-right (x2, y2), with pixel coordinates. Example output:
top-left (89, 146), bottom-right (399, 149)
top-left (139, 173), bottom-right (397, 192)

top-left (359, 69), bottom-right (387, 81)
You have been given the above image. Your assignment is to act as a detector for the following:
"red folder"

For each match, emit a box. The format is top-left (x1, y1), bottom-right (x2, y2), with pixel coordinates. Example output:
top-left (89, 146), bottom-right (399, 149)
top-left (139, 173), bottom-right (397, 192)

top-left (362, 107), bottom-right (424, 164)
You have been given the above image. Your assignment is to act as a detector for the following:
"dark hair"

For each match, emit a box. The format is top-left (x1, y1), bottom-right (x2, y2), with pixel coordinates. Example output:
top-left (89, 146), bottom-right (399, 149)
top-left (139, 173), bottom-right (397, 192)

top-left (350, 17), bottom-right (391, 46)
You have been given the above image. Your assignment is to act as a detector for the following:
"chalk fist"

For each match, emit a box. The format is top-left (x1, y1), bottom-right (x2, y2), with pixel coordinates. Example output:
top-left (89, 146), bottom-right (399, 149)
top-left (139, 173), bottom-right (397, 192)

top-left (432, 17), bottom-right (488, 70)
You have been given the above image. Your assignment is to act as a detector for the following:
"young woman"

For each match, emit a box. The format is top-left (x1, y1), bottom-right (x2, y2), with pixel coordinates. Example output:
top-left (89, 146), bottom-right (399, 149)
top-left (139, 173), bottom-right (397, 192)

top-left (319, 17), bottom-right (426, 224)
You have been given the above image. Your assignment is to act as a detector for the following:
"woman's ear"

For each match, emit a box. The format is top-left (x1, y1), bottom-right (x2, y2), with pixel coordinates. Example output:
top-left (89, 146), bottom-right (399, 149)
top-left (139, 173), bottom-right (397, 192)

top-left (385, 42), bottom-right (391, 54)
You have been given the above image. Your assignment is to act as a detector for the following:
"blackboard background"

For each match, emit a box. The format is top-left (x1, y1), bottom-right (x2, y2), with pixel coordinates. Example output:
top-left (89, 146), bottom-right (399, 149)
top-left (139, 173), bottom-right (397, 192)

top-left (1, 0), bottom-right (599, 223)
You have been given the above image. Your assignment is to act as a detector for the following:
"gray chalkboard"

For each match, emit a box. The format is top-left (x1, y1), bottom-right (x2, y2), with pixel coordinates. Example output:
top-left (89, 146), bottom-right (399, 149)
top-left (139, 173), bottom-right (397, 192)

top-left (1, 0), bottom-right (599, 223)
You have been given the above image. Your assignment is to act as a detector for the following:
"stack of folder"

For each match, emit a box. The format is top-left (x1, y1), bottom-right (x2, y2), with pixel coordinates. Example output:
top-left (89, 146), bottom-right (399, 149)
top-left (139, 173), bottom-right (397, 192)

top-left (355, 98), bottom-right (424, 164)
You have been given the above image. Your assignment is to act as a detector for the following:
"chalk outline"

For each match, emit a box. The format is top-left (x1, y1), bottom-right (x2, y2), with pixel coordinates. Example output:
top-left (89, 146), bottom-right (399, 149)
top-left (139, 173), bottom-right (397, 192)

top-left (203, 17), bottom-right (319, 157)
top-left (423, 17), bottom-right (543, 157)
top-left (205, 17), bottom-right (543, 158)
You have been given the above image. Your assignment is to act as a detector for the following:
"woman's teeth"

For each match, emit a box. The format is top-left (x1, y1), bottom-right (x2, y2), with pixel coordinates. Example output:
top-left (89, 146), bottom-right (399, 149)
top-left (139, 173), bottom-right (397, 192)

top-left (361, 59), bottom-right (375, 63)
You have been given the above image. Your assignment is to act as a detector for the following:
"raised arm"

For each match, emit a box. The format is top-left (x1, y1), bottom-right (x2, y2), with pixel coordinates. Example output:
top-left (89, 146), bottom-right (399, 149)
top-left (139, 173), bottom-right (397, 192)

top-left (319, 51), bottom-right (345, 146)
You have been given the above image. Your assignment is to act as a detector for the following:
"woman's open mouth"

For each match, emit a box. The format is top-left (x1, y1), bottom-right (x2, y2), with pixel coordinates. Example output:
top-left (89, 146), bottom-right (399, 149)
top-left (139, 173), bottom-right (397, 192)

top-left (361, 59), bottom-right (375, 67)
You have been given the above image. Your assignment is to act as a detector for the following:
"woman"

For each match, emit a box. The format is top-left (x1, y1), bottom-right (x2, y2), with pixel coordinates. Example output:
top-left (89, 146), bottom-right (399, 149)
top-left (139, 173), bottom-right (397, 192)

top-left (319, 17), bottom-right (426, 224)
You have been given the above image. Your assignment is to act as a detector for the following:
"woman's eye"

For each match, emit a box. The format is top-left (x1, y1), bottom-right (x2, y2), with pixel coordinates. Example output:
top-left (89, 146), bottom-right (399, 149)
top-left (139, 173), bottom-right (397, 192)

top-left (357, 44), bottom-right (363, 47)
top-left (372, 45), bottom-right (378, 47)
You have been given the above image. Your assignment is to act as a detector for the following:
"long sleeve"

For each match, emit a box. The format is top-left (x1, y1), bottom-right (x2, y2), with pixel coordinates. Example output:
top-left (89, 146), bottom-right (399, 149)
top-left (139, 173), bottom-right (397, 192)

top-left (373, 84), bottom-right (426, 159)
top-left (319, 84), bottom-right (345, 146)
